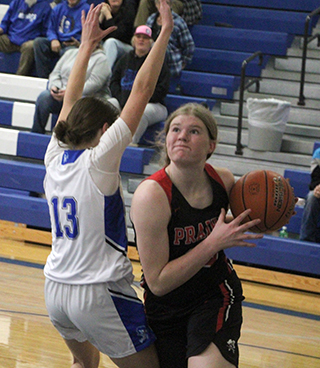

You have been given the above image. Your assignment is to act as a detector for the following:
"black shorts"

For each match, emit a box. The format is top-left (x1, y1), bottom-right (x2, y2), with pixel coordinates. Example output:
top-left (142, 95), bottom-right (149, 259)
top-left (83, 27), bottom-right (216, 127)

top-left (148, 273), bottom-right (243, 368)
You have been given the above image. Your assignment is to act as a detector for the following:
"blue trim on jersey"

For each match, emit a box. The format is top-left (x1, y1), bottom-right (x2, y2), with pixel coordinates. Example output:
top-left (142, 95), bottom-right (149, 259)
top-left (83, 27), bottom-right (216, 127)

top-left (110, 292), bottom-right (156, 352)
top-left (61, 150), bottom-right (85, 165)
top-left (104, 188), bottom-right (128, 251)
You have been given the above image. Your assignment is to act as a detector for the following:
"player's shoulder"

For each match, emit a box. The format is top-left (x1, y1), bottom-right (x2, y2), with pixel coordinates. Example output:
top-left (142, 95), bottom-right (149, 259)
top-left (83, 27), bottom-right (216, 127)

top-left (209, 165), bottom-right (235, 193)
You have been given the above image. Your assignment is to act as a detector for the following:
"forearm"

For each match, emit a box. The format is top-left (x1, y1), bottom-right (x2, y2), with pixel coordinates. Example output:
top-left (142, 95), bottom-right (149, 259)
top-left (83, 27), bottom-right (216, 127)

top-left (63, 43), bottom-right (94, 107)
top-left (149, 238), bottom-right (218, 296)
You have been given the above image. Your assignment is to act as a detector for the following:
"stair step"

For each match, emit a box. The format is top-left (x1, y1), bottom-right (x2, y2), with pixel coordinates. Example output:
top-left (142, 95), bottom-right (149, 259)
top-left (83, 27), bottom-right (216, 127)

top-left (220, 101), bottom-right (320, 126)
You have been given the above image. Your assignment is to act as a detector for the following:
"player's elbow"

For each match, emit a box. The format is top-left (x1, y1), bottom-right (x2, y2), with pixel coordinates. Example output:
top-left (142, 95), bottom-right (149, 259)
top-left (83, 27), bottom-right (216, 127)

top-left (147, 277), bottom-right (172, 297)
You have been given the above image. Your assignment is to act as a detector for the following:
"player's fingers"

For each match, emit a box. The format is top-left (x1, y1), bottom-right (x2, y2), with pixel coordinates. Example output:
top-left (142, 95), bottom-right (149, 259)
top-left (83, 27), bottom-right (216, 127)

top-left (216, 208), bottom-right (226, 223)
top-left (102, 26), bottom-right (117, 38)
top-left (233, 208), bottom-right (252, 225)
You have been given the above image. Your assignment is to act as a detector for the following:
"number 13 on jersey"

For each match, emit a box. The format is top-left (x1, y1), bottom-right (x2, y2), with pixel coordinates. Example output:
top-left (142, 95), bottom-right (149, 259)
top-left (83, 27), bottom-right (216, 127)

top-left (51, 197), bottom-right (79, 239)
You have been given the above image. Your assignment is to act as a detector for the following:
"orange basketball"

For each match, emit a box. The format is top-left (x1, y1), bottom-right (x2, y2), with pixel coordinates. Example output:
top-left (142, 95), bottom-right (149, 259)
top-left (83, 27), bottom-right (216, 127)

top-left (229, 170), bottom-right (296, 232)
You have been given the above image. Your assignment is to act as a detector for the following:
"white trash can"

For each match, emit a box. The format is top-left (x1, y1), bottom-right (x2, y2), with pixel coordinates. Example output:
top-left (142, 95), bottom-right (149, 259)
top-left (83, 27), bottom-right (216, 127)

top-left (247, 98), bottom-right (291, 152)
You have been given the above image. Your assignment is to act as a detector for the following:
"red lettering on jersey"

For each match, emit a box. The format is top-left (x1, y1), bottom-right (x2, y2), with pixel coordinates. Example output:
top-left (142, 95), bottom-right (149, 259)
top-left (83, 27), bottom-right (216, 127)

top-left (173, 218), bottom-right (218, 246)
top-left (197, 223), bottom-right (206, 241)
top-left (174, 228), bottom-right (184, 245)
top-left (185, 226), bottom-right (196, 244)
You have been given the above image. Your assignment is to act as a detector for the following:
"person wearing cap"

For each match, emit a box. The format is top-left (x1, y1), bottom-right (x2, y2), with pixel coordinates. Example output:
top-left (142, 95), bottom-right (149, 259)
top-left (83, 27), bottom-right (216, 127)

top-left (108, 24), bottom-right (170, 144)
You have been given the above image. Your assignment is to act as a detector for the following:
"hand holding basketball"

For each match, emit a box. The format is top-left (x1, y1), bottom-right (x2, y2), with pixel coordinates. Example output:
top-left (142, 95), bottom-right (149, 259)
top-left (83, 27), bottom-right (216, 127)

top-left (229, 170), bottom-right (296, 232)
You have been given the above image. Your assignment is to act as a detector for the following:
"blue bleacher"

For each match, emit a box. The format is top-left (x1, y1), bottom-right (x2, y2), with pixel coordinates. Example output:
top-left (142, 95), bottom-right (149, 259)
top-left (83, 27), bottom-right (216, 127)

top-left (186, 48), bottom-right (268, 77)
top-left (225, 235), bottom-right (320, 277)
top-left (0, 52), bottom-right (20, 74)
top-left (0, 159), bottom-right (45, 193)
top-left (1, 0), bottom-right (320, 279)
top-left (0, 129), bottom-right (156, 175)
top-left (201, 0), bottom-right (320, 12)
top-left (190, 25), bottom-right (293, 56)
top-left (200, 4), bottom-right (317, 35)
top-left (180, 70), bottom-right (240, 100)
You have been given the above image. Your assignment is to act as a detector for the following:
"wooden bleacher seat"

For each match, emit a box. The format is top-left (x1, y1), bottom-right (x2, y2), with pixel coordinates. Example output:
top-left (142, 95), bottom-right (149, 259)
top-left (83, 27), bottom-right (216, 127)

top-left (200, 4), bottom-right (316, 35)
top-left (190, 25), bottom-right (293, 56)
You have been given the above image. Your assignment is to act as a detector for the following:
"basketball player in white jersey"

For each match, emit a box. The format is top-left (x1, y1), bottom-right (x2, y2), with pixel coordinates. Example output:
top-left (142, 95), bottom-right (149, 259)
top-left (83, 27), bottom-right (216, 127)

top-left (43, 2), bottom-right (173, 368)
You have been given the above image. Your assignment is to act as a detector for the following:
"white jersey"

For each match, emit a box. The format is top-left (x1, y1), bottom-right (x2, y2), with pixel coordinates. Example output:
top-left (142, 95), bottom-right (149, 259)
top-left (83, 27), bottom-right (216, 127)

top-left (44, 117), bottom-right (134, 285)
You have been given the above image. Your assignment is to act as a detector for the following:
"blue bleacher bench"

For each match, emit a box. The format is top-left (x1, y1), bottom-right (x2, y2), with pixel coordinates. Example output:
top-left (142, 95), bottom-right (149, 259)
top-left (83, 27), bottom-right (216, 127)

top-left (201, 0), bottom-right (320, 12)
top-left (0, 129), bottom-right (155, 174)
top-left (199, 4), bottom-right (316, 35)
top-left (186, 48), bottom-right (267, 77)
top-left (225, 234), bottom-right (320, 277)
top-left (190, 25), bottom-right (293, 56)
top-left (0, 52), bottom-right (20, 74)
top-left (180, 70), bottom-right (240, 100)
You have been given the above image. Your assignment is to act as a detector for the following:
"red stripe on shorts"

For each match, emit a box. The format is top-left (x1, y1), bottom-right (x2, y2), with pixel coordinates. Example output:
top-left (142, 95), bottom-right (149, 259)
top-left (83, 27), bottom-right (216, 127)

top-left (216, 281), bottom-right (231, 332)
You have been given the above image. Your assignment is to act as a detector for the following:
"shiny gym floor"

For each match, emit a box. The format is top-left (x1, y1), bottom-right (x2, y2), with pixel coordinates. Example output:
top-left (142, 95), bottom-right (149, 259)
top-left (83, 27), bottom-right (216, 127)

top-left (0, 236), bottom-right (319, 368)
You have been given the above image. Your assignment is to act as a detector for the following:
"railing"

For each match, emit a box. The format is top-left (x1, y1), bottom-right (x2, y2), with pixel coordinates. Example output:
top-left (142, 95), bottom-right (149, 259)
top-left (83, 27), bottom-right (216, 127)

top-left (298, 7), bottom-right (320, 106)
top-left (235, 51), bottom-right (263, 155)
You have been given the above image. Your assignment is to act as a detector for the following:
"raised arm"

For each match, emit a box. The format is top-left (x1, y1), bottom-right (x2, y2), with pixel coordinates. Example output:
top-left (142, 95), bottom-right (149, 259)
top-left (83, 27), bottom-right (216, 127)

top-left (57, 4), bottom-right (116, 123)
top-left (120, 0), bottom-right (173, 135)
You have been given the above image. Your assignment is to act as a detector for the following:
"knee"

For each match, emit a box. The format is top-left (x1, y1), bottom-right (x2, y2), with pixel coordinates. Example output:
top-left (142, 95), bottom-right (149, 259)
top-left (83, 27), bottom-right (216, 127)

top-left (33, 37), bottom-right (47, 51)
top-left (21, 40), bottom-right (34, 53)
top-left (103, 38), bottom-right (116, 50)
top-left (36, 90), bottom-right (52, 107)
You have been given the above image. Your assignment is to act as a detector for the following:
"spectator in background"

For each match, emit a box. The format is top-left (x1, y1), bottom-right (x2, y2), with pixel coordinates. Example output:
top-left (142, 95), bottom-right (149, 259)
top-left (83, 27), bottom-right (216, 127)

top-left (146, 0), bottom-right (194, 78)
top-left (108, 25), bottom-right (170, 144)
top-left (300, 147), bottom-right (320, 243)
top-left (0, 0), bottom-right (51, 75)
top-left (99, 0), bottom-right (136, 71)
top-left (31, 45), bottom-right (111, 134)
top-left (134, 0), bottom-right (202, 27)
top-left (33, 0), bottom-right (90, 78)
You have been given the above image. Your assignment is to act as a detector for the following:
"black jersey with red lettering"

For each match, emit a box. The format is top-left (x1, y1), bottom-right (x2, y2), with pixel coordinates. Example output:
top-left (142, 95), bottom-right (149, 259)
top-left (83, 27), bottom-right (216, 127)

top-left (140, 163), bottom-right (240, 320)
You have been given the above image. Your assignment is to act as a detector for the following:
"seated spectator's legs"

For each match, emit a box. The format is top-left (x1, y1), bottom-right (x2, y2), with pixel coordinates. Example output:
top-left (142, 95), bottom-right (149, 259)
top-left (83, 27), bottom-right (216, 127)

top-left (33, 37), bottom-right (59, 78)
top-left (103, 38), bottom-right (133, 71)
top-left (172, 0), bottom-right (183, 16)
top-left (134, 0), bottom-right (183, 27)
top-left (0, 34), bottom-right (20, 53)
top-left (134, 0), bottom-right (157, 27)
top-left (132, 102), bottom-right (167, 144)
top-left (17, 40), bottom-right (34, 76)
top-left (31, 89), bottom-right (63, 134)
top-left (300, 191), bottom-right (320, 242)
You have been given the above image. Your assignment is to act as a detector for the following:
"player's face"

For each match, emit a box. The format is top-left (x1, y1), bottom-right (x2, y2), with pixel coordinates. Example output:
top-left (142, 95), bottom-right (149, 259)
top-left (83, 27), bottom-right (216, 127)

top-left (166, 115), bottom-right (215, 165)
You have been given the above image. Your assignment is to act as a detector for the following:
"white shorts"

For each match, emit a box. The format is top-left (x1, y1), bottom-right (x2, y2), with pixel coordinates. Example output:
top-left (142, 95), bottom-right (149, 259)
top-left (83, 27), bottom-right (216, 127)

top-left (44, 278), bottom-right (156, 358)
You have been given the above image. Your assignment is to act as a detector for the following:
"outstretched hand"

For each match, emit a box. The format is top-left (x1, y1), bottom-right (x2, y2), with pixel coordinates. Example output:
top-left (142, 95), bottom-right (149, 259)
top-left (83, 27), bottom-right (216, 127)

top-left (158, 0), bottom-right (174, 32)
top-left (208, 208), bottom-right (263, 253)
top-left (80, 4), bottom-right (116, 49)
